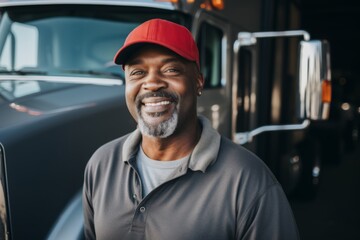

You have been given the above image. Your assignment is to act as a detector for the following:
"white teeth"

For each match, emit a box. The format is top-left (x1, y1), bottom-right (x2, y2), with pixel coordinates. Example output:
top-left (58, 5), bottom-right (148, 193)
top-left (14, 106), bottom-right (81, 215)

top-left (144, 101), bottom-right (171, 106)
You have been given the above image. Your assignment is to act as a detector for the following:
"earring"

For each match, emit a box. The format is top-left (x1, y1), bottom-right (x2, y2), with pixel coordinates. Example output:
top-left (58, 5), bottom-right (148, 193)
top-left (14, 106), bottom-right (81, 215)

top-left (198, 90), bottom-right (202, 96)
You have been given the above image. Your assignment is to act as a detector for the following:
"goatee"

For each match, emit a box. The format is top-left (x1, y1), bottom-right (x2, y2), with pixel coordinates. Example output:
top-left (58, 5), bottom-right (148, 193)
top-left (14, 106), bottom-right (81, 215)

top-left (136, 91), bottom-right (179, 138)
top-left (137, 110), bottom-right (178, 138)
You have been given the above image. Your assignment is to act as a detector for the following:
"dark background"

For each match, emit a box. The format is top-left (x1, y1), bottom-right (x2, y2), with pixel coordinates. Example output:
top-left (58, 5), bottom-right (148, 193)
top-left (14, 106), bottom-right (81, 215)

top-left (302, 0), bottom-right (360, 70)
top-left (291, 1), bottom-right (360, 239)
top-left (290, 145), bottom-right (360, 239)
top-left (301, 0), bottom-right (360, 105)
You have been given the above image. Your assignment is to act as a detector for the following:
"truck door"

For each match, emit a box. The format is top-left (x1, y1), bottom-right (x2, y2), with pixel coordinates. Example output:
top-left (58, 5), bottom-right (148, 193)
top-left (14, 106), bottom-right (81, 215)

top-left (192, 11), bottom-right (232, 137)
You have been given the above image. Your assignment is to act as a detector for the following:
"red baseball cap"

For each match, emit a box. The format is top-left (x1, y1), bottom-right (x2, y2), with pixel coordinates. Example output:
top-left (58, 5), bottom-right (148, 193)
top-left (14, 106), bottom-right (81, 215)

top-left (113, 18), bottom-right (200, 68)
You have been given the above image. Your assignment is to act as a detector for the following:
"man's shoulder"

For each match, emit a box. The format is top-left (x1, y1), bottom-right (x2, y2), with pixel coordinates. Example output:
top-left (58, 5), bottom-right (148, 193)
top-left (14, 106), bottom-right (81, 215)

top-left (216, 136), bottom-right (278, 183)
top-left (218, 137), bottom-right (263, 165)
top-left (98, 134), bottom-right (130, 153)
top-left (86, 133), bottom-right (131, 169)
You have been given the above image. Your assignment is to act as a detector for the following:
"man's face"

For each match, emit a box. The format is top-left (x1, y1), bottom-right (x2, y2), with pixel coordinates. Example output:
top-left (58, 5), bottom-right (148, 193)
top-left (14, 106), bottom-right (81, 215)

top-left (124, 45), bottom-right (203, 138)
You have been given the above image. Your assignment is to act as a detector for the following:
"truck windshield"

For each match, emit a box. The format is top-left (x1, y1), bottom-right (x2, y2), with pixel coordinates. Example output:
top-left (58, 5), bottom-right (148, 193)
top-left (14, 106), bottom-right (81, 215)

top-left (0, 4), bottom-right (186, 100)
top-left (0, 5), bottom-right (184, 80)
top-left (0, 6), bottom-right (140, 80)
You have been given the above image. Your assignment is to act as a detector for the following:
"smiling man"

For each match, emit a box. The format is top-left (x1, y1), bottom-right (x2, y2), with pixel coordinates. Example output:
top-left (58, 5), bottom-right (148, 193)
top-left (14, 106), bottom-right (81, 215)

top-left (125, 43), bottom-right (202, 141)
top-left (82, 19), bottom-right (300, 240)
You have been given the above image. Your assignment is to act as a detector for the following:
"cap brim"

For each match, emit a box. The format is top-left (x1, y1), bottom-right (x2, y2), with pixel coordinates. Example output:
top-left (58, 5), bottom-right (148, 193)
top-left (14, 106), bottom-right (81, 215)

top-left (114, 43), bottom-right (148, 65)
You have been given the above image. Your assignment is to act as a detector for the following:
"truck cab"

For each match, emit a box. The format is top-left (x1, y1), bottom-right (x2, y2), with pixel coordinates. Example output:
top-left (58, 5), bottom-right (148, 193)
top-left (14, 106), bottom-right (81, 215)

top-left (0, 0), bottom-right (331, 239)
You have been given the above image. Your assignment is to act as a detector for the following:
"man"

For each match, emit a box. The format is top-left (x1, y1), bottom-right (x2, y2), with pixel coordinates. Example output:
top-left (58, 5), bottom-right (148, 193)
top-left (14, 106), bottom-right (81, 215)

top-left (83, 18), bottom-right (300, 240)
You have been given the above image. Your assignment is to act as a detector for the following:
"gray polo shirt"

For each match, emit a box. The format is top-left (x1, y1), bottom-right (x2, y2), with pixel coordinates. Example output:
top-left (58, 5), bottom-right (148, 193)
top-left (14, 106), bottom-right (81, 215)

top-left (83, 116), bottom-right (299, 240)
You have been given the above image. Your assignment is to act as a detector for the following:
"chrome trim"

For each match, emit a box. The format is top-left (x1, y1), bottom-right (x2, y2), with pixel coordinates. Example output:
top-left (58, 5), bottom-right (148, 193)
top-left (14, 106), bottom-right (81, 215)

top-left (249, 30), bottom-right (310, 42)
top-left (234, 120), bottom-right (310, 145)
top-left (0, 0), bottom-right (175, 9)
top-left (0, 75), bottom-right (123, 86)
top-left (236, 31), bottom-right (310, 48)
top-left (232, 30), bottom-right (310, 144)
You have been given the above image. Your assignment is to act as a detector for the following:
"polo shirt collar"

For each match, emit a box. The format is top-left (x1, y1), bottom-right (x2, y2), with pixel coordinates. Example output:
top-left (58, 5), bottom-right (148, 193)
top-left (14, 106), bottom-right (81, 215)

top-left (188, 116), bottom-right (221, 172)
top-left (122, 115), bottom-right (221, 173)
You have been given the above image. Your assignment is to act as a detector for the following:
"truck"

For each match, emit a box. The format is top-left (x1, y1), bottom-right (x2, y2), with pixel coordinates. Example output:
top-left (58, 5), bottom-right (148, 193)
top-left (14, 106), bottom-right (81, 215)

top-left (0, 0), bottom-right (331, 239)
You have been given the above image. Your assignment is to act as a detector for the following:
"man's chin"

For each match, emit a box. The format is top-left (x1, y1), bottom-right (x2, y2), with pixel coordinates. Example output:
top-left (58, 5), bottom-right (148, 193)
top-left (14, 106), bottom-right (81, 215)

top-left (138, 111), bottom-right (178, 138)
top-left (142, 114), bottom-right (169, 126)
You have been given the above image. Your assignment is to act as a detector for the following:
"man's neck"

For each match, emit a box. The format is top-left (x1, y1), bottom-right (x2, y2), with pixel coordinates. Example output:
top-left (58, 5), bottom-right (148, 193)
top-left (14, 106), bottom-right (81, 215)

top-left (141, 120), bottom-right (202, 161)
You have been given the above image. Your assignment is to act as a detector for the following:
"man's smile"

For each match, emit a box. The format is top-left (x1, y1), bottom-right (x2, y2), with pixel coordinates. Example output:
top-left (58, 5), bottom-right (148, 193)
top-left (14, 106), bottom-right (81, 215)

top-left (142, 97), bottom-right (174, 115)
top-left (144, 100), bottom-right (171, 106)
top-left (136, 91), bottom-right (178, 117)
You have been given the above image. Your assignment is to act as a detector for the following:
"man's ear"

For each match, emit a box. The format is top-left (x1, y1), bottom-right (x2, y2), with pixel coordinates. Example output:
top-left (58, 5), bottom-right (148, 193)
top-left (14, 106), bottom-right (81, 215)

top-left (196, 72), bottom-right (205, 96)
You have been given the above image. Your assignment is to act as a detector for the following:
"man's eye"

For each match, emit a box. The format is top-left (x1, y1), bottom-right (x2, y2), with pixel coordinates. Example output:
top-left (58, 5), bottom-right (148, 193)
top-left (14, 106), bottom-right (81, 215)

top-left (130, 70), bottom-right (145, 76)
top-left (164, 68), bottom-right (180, 73)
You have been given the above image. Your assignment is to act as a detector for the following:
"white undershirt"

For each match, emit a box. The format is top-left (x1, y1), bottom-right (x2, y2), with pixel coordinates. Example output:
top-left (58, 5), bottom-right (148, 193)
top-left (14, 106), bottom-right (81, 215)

top-left (136, 146), bottom-right (189, 197)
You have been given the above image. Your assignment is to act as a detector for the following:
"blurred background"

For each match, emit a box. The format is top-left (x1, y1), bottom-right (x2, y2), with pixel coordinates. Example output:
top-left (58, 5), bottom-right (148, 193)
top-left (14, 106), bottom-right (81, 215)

top-left (292, 0), bottom-right (360, 239)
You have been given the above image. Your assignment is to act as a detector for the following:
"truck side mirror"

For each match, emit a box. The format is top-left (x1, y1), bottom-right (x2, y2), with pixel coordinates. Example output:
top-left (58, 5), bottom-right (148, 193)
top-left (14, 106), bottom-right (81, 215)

top-left (298, 40), bottom-right (332, 121)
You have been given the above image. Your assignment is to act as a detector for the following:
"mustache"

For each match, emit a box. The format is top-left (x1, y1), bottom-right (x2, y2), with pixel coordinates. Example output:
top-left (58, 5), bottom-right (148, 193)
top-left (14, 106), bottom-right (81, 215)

top-left (135, 90), bottom-right (179, 107)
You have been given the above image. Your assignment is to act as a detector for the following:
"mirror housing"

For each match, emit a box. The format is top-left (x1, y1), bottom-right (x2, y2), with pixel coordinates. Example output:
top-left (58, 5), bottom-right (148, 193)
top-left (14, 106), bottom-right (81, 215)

top-left (298, 40), bottom-right (332, 120)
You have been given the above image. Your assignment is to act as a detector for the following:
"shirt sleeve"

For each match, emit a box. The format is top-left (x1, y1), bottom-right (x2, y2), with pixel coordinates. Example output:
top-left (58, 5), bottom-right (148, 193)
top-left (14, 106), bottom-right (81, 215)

top-left (82, 163), bottom-right (96, 240)
top-left (236, 183), bottom-right (300, 240)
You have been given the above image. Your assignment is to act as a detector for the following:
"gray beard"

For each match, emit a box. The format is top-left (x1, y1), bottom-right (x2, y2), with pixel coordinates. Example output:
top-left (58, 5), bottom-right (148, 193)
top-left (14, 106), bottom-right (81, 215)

top-left (137, 110), bottom-right (178, 138)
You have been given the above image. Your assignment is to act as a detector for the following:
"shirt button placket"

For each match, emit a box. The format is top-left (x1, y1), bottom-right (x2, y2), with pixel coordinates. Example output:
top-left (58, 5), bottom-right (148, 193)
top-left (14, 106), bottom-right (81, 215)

top-left (130, 205), bottom-right (147, 233)
top-left (132, 194), bottom-right (138, 205)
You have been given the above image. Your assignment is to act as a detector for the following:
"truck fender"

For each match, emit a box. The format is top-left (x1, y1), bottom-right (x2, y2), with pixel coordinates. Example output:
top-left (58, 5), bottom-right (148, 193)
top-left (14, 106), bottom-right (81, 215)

top-left (46, 191), bottom-right (84, 240)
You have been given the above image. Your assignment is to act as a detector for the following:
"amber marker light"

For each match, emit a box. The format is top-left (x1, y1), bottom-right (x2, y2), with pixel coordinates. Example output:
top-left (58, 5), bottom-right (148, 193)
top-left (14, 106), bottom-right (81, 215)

top-left (322, 80), bottom-right (332, 103)
top-left (211, 0), bottom-right (224, 10)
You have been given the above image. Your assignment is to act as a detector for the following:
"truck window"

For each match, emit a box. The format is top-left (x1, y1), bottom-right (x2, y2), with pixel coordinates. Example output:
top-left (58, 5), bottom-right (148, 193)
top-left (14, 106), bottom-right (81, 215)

top-left (0, 6), bottom-right (187, 82)
top-left (0, 22), bottom-right (38, 70)
top-left (197, 22), bottom-right (223, 89)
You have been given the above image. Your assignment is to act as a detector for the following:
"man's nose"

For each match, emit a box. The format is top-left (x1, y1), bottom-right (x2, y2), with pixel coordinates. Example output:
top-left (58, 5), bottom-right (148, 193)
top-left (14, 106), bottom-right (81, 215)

top-left (143, 72), bottom-right (167, 91)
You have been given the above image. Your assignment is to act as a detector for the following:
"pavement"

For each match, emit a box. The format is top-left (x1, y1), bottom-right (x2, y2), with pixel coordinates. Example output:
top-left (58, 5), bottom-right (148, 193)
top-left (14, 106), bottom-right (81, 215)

top-left (290, 142), bottom-right (360, 240)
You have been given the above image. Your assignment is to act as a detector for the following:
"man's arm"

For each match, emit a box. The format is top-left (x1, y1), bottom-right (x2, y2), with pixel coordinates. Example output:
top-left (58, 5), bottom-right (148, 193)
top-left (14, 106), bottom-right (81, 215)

top-left (236, 183), bottom-right (300, 240)
top-left (82, 165), bottom-right (96, 240)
